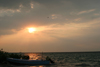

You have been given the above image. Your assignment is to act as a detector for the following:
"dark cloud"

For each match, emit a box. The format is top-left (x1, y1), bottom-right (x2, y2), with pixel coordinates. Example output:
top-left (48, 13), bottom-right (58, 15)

top-left (0, 0), bottom-right (100, 52)
top-left (0, 0), bottom-right (32, 9)
top-left (0, 0), bottom-right (100, 36)
top-left (0, 30), bottom-right (16, 36)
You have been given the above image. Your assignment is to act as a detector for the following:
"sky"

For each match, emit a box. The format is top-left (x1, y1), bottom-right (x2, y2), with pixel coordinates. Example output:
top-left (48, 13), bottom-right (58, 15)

top-left (0, 0), bottom-right (100, 52)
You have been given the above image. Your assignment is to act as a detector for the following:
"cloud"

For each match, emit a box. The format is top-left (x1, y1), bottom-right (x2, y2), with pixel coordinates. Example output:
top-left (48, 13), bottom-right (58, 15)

top-left (0, 9), bottom-right (21, 17)
top-left (0, 0), bottom-right (100, 52)
top-left (51, 14), bottom-right (58, 19)
top-left (0, 0), bottom-right (32, 9)
top-left (51, 14), bottom-right (62, 19)
top-left (94, 13), bottom-right (100, 16)
top-left (30, 3), bottom-right (34, 9)
top-left (77, 9), bottom-right (96, 15)
top-left (0, 0), bottom-right (99, 36)
top-left (74, 18), bottom-right (81, 21)
top-left (1, 21), bottom-right (100, 52)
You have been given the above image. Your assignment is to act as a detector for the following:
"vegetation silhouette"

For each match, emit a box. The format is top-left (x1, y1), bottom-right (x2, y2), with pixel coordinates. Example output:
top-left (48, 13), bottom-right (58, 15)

top-left (0, 49), bottom-right (29, 63)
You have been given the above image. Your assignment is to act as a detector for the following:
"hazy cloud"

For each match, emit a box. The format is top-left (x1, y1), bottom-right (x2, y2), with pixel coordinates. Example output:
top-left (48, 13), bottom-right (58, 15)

top-left (0, 0), bottom-right (100, 52)
top-left (77, 9), bottom-right (96, 15)
top-left (74, 18), bottom-right (82, 21)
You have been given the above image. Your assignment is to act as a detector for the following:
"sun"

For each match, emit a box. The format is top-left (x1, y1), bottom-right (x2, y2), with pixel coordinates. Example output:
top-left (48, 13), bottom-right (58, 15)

top-left (28, 28), bottom-right (36, 33)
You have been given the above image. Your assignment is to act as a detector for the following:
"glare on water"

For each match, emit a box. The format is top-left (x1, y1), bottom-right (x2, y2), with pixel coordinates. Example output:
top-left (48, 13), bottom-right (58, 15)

top-left (25, 53), bottom-right (43, 60)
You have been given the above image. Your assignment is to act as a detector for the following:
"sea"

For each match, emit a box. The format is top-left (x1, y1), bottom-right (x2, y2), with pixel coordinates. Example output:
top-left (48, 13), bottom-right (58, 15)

top-left (10, 52), bottom-right (100, 67)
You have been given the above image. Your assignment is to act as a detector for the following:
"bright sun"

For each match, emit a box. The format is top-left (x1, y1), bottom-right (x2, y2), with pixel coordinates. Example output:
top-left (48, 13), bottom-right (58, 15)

top-left (28, 28), bottom-right (36, 33)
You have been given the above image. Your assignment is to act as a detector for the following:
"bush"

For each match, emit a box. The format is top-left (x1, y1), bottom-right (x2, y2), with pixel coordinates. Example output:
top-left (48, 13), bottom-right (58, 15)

top-left (22, 55), bottom-right (29, 59)
top-left (0, 50), bottom-right (29, 63)
top-left (8, 53), bottom-right (22, 59)
top-left (0, 50), bottom-right (8, 62)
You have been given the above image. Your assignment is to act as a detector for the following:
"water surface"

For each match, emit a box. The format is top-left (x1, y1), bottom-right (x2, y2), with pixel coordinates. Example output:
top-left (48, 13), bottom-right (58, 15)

top-left (10, 52), bottom-right (100, 67)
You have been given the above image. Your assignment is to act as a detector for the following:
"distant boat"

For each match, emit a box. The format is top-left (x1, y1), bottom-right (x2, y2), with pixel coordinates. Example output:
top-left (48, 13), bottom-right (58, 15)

top-left (7, 58), bottom-right (50, 65)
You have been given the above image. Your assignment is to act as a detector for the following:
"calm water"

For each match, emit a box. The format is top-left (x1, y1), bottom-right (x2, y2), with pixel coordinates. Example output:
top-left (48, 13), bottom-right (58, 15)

top-left (10, 52), bottom-right (100, 67)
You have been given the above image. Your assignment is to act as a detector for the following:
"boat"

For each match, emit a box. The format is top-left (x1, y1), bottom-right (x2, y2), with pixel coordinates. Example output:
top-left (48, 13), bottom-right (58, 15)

top-left (7, 58), bottom-right (50, 65)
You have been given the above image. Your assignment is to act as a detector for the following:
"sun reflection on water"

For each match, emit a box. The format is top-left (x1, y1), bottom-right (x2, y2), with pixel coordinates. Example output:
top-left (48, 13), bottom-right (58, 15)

top-left (25, 53), bottom-right (42, 60)
top-left (23, 53), bottom-right (47, 67)
top-left (29, 66), bottom-right (44, 67)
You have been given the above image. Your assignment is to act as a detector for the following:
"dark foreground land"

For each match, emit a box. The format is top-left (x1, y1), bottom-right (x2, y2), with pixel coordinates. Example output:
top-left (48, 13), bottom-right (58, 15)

top-left (0, 63), bottom-right (13, 67)
top-left (0, 50), bottom-right (29, 67)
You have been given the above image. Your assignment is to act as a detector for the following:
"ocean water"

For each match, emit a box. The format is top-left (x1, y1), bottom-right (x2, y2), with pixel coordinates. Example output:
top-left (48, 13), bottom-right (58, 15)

top-left (10, 52), bottom-right (100, 67)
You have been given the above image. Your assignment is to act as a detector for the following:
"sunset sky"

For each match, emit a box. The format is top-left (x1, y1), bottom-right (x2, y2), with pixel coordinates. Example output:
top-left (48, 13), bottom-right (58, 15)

top-left (0, 0), bottom-right (100, 52)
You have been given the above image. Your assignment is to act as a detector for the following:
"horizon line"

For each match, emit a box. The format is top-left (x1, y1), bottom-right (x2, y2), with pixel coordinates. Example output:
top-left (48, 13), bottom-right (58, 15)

top-left (8, 51), bottom-right (100, 53)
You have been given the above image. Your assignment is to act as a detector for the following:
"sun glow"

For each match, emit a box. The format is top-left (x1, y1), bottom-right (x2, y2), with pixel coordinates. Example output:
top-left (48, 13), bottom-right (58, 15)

top-left (28, 28), bottom-right (36, 33)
